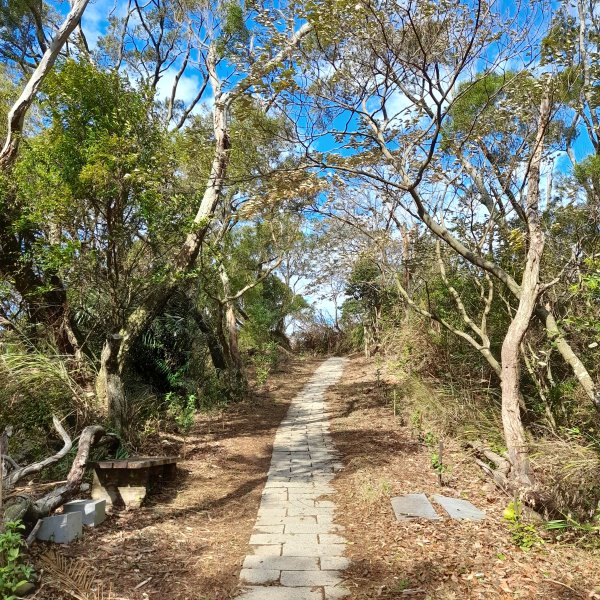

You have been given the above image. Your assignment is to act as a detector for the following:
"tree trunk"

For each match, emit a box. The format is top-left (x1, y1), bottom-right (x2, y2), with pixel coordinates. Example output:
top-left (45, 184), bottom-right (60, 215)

top-left (499, 94), bottom-right (550, 492)
top-left (191, 308), bottom-right (227, 370)
top-left (408, 187), bottom-right (600, 412)
top-left (0, 0), bottom-right (92, 169)
top-left (219, 264), bottom-right (243, 374)
top-left (536, 304), bottom-right (600, 410)
top-left (95, 335), bottom-right (126, 427)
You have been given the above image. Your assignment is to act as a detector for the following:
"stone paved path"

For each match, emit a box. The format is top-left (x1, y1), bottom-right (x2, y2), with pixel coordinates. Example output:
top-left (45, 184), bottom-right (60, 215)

top-left (237, 357), bottom-right (349, 600)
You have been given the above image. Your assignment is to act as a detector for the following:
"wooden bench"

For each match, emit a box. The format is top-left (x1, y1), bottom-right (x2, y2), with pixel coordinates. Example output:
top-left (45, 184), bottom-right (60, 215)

top-left (89, 457), bottom-right (177, 510)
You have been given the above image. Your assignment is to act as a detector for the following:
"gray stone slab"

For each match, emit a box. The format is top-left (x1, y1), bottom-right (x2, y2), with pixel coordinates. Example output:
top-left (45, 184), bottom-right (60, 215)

top-left (251, 544), bottom-right (282, 556)
top-left (37, 512), bottom-right (82, 543)
top-left (391, 493), bottom-right (441, 521)
top-left (63, 499), bottom-right (106, 527)
top-left (253, 524), bottom-right (285, 534)
top-left (237, 587), bottom-right (322, 600)
top-left (239, 568), bottom-right (280, 584)
top-left (243, 556), bottom-right (319, 570)
top-left (284, 523), bottom-right (339, 534)
top-left (320, 556), bottom-right (350, 570)
top-left (432, 495), bottom-right (485, 521)
top-left (281, 543), bottom-right (346, 557)
top-left (249, 533), bottom-right (318, 545)
top-left (280, 570), bottom-right (343, 587)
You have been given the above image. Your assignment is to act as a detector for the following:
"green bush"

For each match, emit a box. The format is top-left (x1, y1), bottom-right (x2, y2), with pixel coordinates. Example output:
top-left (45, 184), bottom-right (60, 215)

top-left (0, 521), bottom-right (34, 600)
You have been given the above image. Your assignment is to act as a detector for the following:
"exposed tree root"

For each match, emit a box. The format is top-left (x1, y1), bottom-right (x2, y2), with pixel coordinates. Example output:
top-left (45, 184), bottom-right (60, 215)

top-left (2, 417), bottom-right (118, 528)
top-left (465, 440), bottom-right (556, 517)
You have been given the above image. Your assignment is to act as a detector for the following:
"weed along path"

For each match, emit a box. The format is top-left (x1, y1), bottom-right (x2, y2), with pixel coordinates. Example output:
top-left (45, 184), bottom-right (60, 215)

top-left (237, 357), bottom-right (350, 599)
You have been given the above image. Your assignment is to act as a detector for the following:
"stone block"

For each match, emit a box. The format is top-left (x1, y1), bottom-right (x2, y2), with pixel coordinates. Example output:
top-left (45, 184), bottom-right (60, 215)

top-left (63, 499), bottom-right (106, 527)
top-left (118, 485), bottom-right (147, 509)
top-left (37, 512), bottom-right (82, 544)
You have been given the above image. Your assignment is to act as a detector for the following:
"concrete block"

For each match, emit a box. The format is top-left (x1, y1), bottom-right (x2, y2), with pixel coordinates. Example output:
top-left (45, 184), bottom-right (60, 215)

top-left (63, 499), bottom-right (106, 527)
top-left (37, 512), bottom-right (82, 544)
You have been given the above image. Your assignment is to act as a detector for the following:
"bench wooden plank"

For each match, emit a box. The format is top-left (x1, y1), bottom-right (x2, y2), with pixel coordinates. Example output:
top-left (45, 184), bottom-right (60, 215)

top-left (90, 456), bottom-right (177, 470)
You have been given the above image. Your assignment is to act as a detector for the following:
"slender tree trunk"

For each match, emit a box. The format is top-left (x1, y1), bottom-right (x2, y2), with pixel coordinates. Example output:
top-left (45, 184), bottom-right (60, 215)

top-left (536, 304), bottom-right (600, 410)
top-left (191, 308), bottom-right (227, 370)
top-left (219, 264), bottom-right (243, 374)
top-left (407, 186), bottom-right (600, 412)
top-left (95, 335), bottom-right (126, 428)
top-left (499, 94), bottom-right (550, 491)
top-left (0, 0), bottom-right (91, 168)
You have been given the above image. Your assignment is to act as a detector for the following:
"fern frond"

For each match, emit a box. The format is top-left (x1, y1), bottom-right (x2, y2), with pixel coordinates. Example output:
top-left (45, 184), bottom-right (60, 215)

top-left (38, 549), bottom-right (113, 600)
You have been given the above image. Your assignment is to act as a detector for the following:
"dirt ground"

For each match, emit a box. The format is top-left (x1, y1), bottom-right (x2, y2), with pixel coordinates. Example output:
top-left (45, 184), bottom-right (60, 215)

top-left (31, 357), bottom-right (320, 600)
top-left (28, 355), bottom-right (600, 599)
top-left (326, 356), bottom-right (600, 599)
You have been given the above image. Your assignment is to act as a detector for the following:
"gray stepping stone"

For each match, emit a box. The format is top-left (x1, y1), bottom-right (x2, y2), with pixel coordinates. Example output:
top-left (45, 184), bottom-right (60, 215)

top-left (390, 493), bottom-right (441, 521)
top-left (432, 495), bottom-right (485, 521)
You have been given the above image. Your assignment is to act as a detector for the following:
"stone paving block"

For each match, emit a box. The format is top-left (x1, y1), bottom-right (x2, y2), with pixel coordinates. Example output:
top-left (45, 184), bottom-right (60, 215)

top-left (37, 511), bottom-right (82, 543)
top-left (253, 524), bottom-right (285, 534)
top-left (286, 506), bottom-right (334, 517)
top-left (316, 514), bottom-right (334, 524)
top-left (62, 499), bottom-right (106, 527)
top-left (319, 533), bottom-right (346, 545)
top-left (432, 495), bottom-right (486, 521)
top-left (249, 533), bottom-right (318, 545)
top-left (281, 543), bottom-right (346, 557)
top-left (256, 516), bottom-right (317, 526)
top-left (256, 508), bottom-right (287, 519)
top-left (284, 523), bottom-right (341, 534)
top-left (280, 570), bottom-right (343, 587)
top-left (243, 556), bottom-right (319, 570)
top-left (286, 499), bottom-right (316, 508)
top-left (237, 587), bottom-right (322, 599)
top-left (391, 493), bottom-right (441, 521)
top-left (239, 568), bottom-right (280, 584)
top-left (320, 556), bottom-right (350, 570)
top-left (251, 544), bottom-right (282, 556)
